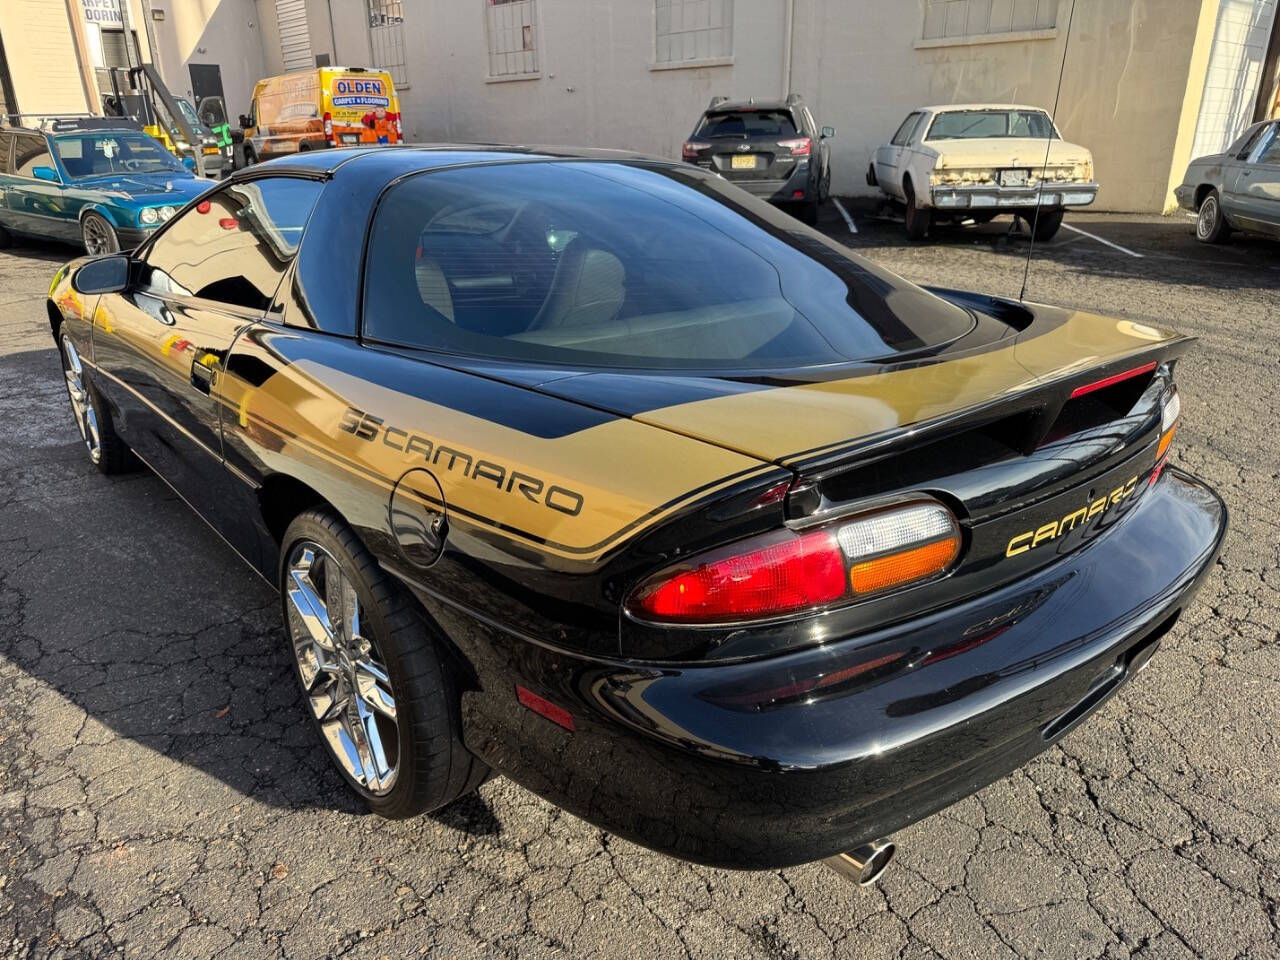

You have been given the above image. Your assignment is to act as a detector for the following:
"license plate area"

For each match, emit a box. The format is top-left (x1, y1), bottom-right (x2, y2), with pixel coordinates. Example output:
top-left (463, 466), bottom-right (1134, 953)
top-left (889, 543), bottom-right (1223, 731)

top-left (1000, 168), bottom-right (1030, 187)
top-left (731, 154), bottom-right (757, 170)
top-left (340, 134), bottom-right (359, 144)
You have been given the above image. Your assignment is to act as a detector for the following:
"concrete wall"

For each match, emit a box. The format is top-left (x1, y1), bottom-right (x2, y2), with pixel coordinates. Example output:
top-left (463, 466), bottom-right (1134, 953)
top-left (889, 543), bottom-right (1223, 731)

top-left (145, 0), bottom-right (270, 115)
top-left (386, 0), bottom-right (1217, 212)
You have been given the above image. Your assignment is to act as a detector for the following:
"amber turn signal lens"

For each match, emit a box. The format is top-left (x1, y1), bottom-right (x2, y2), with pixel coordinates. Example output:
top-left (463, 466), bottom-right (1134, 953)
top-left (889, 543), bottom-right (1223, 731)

top-left (848, 535), bottom-right (961, 595)
top-left (1156, 423), bottom-right (1177, 462)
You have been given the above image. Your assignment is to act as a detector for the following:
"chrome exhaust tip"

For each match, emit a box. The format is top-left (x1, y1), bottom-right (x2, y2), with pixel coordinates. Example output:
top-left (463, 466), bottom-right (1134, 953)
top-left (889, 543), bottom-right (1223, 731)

top-left (823, 839), bottom-right (895, 886)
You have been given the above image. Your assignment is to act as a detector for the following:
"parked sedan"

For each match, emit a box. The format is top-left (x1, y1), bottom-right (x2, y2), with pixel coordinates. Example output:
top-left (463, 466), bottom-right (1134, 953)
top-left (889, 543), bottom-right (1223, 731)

top-left (0, 119), bottom-right (213, 254)
top-left (869, 104), bottom-right (1098, 240)
top-left (48, 145), bottom-right (1224, 878)
top-left (1175, 119), bottom-right (1280, 243)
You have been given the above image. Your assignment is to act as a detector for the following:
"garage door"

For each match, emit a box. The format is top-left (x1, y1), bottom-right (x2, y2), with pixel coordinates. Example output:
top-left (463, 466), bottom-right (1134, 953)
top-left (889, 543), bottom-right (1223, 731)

top-left (275, 0), bottom-right (314, 72)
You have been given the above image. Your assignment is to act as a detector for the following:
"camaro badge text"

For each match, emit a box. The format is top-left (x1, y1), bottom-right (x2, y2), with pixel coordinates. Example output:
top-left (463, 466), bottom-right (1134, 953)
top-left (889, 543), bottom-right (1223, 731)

top-left (1005, 475), bottom-right (1138, 557)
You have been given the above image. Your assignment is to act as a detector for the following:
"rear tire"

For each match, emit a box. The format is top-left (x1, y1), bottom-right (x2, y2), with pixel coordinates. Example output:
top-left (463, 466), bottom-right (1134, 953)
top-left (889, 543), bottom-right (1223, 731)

top-left (904, 181), bottom-right (931, 241)
top-left (1026, 209), bottom-right (1065, 242)
top-left (242, 145), bottom-right (258, 167)
top-left (279, 508), bottom-right (488, 819)
top-left (0, 222), bottom-right (11, 248)
top-left (1195, 190), bottom-right (1230, 244)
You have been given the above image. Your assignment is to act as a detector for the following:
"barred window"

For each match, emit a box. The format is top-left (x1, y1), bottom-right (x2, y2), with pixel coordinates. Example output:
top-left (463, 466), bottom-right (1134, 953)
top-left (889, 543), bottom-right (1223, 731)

top-left (655, 0), bottom-right (733, 64)
top-left (485, 0), bottom-right (539, 79)
top-left (922, 0), bottom-right (1056, 41)
top-left (368, 0), bottom-right (407, 87)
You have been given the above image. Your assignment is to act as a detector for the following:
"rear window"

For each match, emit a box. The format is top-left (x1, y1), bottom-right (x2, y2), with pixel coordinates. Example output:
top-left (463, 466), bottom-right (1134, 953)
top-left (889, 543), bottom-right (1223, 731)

top-left (926, 110), bottom-right (1057, 141)
top-left (361, 161), bottom-right (974, 371)
top-left (696, 110), bottom-right (798, 139)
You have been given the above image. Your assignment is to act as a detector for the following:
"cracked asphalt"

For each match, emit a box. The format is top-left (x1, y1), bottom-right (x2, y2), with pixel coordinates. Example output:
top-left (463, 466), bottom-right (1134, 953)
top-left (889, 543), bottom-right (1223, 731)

top-left (1, 208), bottom-right (1278, 959)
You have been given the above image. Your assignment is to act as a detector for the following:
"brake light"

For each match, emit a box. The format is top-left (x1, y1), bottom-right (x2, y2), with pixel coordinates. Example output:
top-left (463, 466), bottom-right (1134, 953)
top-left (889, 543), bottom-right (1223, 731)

top-left (323, 111), bottom-right (334, 144)
top-left (1069, 361), bottom-right (1156, 399)
top-left (393, 112), bottom-right (402, 137)
top-left (778, 137), bottom-right (812, 156)
top-left (1151, 387), bottom-right (1180, 485)
top-left (682, 141), bottom-right (711, 159)
top-left (629, 500), bottom-right (961, 624)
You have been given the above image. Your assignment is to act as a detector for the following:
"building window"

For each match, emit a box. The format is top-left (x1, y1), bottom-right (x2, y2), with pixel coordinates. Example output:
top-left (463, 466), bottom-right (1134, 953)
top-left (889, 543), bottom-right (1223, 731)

top-left (368, 0), bottom-right (408, 86)
top-left (485, 0), bottom-right (538, 79)
top-left (655, 0), bottom-right (733, 64)
top-left (922, 0), bottom-right (1056, 41)
top-left (274, 0), bottom-right (314, 72)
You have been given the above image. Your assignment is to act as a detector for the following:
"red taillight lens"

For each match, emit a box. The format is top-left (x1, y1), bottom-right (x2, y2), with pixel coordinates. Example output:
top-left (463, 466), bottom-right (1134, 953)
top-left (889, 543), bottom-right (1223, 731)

top-left (778, 137), bottom-right (812, 156)
top-left (631, 529), bottom-right (845, 623)
top-left (629, 500), bottom-right (962, 625)
top-left (323, 111), bottom-right (334, 143)
top-left (1069, 361), bottom-right (1156, 399)
top-left (682, 141), bottom-right (710, 159)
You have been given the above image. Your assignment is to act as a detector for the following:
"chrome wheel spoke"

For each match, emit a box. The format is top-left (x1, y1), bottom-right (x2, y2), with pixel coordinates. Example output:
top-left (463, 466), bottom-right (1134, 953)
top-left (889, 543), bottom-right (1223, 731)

top-left (60, 337), bottom-right (100, 462)
top-left (283, 540), bottom-right (399, 796)
top-left (354, 659), bottom-right (397, 720)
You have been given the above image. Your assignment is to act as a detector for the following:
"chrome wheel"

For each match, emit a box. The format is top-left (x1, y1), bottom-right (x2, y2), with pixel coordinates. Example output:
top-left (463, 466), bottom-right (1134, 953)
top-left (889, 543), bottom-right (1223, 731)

top-left (285, 541), bottom-right (399, 795)
top-left (81, 215), bottom-right (118, 256)
top-left (60, 335), bottom-right (101, 464)
top-left (1196, 196), bottom-right (1218, 240)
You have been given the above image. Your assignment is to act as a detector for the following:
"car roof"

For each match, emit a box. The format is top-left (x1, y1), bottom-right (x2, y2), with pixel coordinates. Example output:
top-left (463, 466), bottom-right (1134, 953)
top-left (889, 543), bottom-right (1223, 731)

top-left (235, 143), bottom-right (679, 178)
top-left (703, 99), bottom-right (797, 113)
top-left (919, 103), bottom-right (1049, 114)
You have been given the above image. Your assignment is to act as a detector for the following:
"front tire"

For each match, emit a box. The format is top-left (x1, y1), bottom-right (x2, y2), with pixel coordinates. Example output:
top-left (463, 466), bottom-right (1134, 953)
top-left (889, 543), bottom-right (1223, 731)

top-left (1195, 190), bottom-right (1230, 244)
top-left (81, 212), bottom-right (120, 256)
top-left (279, 509), bottom-right (487, 818)
top-left (59, 332), bottom-right (132, 474)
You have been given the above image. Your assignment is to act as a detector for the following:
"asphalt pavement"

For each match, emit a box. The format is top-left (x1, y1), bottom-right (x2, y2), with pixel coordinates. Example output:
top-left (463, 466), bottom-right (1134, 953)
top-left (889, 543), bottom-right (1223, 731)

top-left (1, 206), bottom-right (1277, 960)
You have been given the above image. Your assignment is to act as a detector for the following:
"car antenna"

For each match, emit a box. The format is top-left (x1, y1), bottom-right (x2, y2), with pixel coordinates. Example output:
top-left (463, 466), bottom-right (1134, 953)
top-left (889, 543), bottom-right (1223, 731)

top-left (1019, 0), bottom-right (1077, 303)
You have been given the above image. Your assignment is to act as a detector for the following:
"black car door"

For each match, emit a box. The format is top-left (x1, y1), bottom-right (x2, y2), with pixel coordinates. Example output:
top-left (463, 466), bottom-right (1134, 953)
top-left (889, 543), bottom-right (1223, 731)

top-left (90, 174), bottom-right (325, 563)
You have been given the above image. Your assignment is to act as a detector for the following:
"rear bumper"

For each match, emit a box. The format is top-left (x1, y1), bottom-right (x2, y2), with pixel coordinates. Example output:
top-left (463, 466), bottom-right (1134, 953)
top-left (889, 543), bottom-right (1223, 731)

top-left (930, 181), bottom-right (1098, 212)
top-left (427, 468), bottom-right (1225, 870)
top-left (722, 162), bottom-right (817, 202)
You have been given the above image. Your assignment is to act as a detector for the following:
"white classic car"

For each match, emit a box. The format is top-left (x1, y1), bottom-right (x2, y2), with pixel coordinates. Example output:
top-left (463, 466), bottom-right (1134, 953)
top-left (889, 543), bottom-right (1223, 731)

top-left (869, 104), bottom-right (1098, 241)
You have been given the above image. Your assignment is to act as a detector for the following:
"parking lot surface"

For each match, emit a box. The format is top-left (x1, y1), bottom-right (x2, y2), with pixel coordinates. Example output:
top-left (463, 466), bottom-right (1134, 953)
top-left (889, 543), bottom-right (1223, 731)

top-left (1, 209), bottom-right (1277, 960)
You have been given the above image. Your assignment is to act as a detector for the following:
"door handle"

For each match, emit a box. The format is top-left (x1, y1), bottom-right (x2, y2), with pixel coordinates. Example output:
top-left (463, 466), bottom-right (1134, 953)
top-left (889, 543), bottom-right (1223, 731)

top-left (190, 355), bottom-right (216, 394)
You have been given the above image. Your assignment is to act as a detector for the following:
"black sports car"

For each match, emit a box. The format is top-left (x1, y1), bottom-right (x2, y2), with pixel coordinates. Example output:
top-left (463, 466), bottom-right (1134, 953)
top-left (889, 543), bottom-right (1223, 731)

top-left (48, 145), bottom-right (1226, 879)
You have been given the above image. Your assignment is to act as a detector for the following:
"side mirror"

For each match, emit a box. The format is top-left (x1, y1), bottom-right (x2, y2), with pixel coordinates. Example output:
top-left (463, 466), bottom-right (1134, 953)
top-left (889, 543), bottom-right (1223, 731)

top-left (181, 156), bottom-right (196, 171)
top-left (239, 114), bottom-right (252, 129)
top-left (32, 166), bottom-right (60, 183)
top-left (71, 254), bottom-right (130, 295)
top-left (821, 126), bottom-right (836, 140)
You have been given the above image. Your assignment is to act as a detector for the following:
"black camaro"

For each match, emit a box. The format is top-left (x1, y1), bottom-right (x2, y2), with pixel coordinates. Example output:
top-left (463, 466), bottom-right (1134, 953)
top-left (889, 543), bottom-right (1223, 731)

top-left (47, 145), bottom-right (1226, 879)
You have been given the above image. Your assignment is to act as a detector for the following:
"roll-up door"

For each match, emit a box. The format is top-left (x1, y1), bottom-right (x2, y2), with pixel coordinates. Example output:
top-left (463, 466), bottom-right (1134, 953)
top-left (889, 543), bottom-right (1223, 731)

top-left (275, 0), bottom-right (314, 72)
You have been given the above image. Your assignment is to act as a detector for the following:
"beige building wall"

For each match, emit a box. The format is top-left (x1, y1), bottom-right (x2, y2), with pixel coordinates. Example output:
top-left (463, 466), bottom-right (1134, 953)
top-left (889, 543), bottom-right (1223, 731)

top-left (388, 0), bottom-right (1221, 213)
top-left (144, 0), bottom-right (270, 117)
top-left (0, 0), bottom-right (94, 116)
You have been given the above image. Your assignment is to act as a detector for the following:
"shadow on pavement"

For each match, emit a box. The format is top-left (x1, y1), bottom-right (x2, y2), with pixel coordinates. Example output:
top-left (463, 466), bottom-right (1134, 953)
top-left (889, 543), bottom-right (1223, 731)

top-left (0, 345), bottom-right (503, 835)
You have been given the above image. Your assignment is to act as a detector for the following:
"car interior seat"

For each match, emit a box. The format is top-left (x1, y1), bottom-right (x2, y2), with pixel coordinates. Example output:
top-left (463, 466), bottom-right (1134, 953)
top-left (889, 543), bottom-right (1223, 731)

top-left (528, 241), bottom-right (625, 330)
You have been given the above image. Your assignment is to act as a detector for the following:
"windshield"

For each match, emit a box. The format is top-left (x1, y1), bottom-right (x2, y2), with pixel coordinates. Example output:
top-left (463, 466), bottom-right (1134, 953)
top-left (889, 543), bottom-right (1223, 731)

top-left (362, 161), bottom-right (974, 371)
top-left (174, 98), bottom-right (205, 132)
top-left (696, 110), bottom-right (798, 139)
top-left (53, 133), bottom-right (187, 178)
top-left (926, 109), bottom-right (1058, 141)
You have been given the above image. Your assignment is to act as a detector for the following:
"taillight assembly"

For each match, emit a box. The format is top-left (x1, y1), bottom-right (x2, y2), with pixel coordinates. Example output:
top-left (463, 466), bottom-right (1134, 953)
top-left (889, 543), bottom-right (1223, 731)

top-left (1151, 386), bottom-right (1180, 485)
top-left (777, 137), bottom-right (812, 156)
top-left (628, 500), bottom-right (962, 625)
top-left (323, 111), bottom-right (334, 143)
top-left (682, 141), bottom-right (710, 159)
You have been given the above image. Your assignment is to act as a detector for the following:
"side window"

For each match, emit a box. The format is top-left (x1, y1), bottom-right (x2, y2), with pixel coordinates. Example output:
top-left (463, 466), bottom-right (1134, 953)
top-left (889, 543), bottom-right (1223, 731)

top-left (0, 133), bottom-right (13, 173)
top-left (1257, 126), bottom-right (1280, 166)
top-left (1231, 123), bottom-right (1266, 159)
top-left (11, 134), bottom-right (54, 178)
top-left (891, 113), bottom-right (921, 146)
top-left (139, 177), bottom-right (324, 312)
